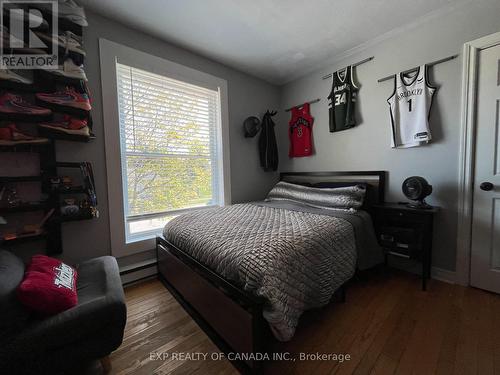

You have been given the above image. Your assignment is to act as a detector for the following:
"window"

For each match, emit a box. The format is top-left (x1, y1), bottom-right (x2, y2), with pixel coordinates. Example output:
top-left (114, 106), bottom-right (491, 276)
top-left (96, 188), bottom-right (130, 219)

top-left (100, 39), bottom-right (230, 256)
top-left (116, 64), bottom-right (223, 242)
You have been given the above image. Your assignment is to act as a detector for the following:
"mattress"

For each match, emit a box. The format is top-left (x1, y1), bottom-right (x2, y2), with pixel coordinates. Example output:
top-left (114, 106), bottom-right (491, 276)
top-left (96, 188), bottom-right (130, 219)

top-left (163, 201), bottom-right (382, 341)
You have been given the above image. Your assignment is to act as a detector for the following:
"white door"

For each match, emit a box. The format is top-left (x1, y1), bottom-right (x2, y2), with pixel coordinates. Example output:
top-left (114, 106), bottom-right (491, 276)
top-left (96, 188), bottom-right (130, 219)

top-left (471, 42), bottom-right (500, 293)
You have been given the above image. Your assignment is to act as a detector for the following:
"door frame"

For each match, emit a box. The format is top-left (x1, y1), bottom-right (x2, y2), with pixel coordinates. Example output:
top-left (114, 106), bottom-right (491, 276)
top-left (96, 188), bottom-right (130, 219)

top-left (456, 31), bottom-right (500, 286)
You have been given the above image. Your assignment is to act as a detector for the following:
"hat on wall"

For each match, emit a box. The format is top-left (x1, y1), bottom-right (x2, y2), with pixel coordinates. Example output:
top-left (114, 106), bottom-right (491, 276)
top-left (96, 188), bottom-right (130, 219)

top-left (243, 116), bottom-right (261, 138)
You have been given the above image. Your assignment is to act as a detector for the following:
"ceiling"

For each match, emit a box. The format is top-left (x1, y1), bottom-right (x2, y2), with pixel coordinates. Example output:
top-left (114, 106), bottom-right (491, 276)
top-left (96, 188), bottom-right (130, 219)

top-left (80, 0), bottom-right (465, 85)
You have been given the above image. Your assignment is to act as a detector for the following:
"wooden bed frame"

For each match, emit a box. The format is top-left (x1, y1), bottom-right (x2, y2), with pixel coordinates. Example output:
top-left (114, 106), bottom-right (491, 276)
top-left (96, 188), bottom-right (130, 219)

top-left (157, 171), bottom-right (386, 374)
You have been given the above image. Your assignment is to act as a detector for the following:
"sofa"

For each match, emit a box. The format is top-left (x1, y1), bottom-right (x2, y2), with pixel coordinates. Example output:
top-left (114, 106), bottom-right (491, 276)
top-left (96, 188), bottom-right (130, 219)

top-left (0, 250), bottom-right (127, 375)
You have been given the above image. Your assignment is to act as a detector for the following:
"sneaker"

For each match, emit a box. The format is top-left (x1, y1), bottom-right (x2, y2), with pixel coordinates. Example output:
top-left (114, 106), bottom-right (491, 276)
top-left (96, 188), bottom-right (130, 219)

top-left (0, 123), bottom-right (48, 145)
top-left (36, 30), bottom-right (85, 63)
top-left (39, 115), bottom-right (89, 136)
top-left (46, 58), bottom-right (87, 82)
top-left (36, 86), bottom-right (91, 116)
top-left (59, 0), bottom-right (88, 27)
top-left (34, 0), bottom-right (87, 27)
top-left (0, 92), bottom-right (52, 120)
top-left (0, 69), bottom-right (33, 89)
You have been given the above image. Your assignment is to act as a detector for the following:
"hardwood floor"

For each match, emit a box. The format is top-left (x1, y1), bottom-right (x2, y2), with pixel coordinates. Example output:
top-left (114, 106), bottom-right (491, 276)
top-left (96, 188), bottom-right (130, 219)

top-left (109, 271), bottom-right (500, 375)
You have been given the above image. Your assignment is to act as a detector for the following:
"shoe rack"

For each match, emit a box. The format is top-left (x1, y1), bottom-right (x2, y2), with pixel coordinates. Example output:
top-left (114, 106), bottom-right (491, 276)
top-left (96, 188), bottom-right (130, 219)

top-left (0, 2), bottom-right (95, 255)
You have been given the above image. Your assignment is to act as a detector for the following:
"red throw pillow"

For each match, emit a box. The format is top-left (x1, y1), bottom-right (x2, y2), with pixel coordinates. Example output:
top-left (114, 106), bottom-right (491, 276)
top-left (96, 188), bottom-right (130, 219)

top-left (17, 255), bottom-right (78, 315)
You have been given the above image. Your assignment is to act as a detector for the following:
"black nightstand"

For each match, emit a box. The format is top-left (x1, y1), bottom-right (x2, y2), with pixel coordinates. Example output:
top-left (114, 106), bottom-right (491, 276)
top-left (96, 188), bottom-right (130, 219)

top-left (372, 203), bottom-right (439, 291)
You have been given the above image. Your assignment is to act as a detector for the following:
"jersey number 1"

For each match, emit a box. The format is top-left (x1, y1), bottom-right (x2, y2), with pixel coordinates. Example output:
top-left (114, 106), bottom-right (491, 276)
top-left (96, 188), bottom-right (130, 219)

top-left (407, 99), bottom-right (413, 112)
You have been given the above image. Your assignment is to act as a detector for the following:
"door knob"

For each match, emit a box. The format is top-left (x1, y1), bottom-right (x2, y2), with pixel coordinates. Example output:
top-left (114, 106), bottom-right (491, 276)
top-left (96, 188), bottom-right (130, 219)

top-left (480, 182), bottom-right (494, 191)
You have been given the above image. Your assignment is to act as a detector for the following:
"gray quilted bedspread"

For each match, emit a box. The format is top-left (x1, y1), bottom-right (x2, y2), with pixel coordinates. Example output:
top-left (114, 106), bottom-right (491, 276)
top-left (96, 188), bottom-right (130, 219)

top-left (163, 202), bottom-right (358, 341)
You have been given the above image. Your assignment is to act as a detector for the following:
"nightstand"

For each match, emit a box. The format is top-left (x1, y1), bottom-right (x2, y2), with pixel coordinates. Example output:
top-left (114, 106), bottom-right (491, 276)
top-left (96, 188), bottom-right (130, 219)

top-left (372, 203), bottom-right (439, 291)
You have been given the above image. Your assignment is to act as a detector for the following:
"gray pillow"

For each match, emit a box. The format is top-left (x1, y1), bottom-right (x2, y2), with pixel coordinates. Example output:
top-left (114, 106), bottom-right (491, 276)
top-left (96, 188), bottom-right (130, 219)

top-left (266, 181), bottom-right (366, 210)
top-left (0, 250), bottom-right (30, 336)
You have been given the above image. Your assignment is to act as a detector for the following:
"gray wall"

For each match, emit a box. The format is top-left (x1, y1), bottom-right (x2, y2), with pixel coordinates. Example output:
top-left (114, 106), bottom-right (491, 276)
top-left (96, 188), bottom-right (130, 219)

top-left (278, 1), bottom-right (500, 271)
top-left (56, 11), bottom-right (280, 266)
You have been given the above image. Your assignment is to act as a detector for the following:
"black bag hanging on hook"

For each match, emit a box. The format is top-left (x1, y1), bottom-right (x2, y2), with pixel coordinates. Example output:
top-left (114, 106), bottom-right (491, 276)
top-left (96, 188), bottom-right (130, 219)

top-left (258, 110), bottom-right (278, 172)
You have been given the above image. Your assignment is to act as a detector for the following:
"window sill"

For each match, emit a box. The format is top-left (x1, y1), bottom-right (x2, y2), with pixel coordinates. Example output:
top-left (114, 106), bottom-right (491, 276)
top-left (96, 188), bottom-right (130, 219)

top-left (126, 231), bottom-right (160, 244)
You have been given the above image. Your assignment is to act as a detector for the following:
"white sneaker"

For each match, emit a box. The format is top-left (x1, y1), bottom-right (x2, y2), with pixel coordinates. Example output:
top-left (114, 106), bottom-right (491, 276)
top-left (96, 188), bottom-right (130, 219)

top-left (57, 0), bottom-right (88, 27)
top-left (36, 30), bottom-right (85, 57)
top-left (48, 58), bottom-right (87, 81)
top-left (35, 0), bottom-right (88, 27)
top-left (0, 69), bottom-right (33, 85)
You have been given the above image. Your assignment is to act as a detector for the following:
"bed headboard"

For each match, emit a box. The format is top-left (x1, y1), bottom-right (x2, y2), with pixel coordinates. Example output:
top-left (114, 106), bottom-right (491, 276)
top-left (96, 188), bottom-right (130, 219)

top-left (279, 171), bottom-right (386, 206)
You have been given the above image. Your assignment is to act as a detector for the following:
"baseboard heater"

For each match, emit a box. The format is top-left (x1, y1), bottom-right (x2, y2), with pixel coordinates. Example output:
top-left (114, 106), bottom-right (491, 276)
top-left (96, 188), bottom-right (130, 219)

top-left (119, 259), bottom-right (158, 285)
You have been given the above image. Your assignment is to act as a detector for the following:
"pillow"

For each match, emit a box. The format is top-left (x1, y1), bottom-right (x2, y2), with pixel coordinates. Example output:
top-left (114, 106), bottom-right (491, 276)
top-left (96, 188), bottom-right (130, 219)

top-left (0, 251), bottom-right (30, 336)
top-left (312, 181), bottom-right (367, 189)
top-left (17, 255), bottom-right (78, 315)
top-left (266, 181), bottom-right (366, 210)
top-left (313, 182), bottom-right (372, 207)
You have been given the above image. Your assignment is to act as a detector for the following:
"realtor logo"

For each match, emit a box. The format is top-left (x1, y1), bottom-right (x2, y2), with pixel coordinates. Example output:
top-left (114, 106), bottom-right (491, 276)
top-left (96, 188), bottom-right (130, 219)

top-left (0, 0), bottom-right (58, 69)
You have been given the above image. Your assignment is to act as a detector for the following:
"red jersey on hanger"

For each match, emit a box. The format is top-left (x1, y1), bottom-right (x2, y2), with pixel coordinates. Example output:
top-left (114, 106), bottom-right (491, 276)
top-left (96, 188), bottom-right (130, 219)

top-left (289, 102), bottom-right (313, 157)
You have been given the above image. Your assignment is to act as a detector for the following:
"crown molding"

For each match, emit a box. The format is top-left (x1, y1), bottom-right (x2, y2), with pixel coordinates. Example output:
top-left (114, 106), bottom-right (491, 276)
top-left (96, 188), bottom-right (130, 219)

top-left (281, 0), bottom-right (474, 85)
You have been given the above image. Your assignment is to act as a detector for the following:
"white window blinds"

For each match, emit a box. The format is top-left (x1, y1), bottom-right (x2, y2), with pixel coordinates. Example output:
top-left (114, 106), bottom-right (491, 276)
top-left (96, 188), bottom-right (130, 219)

top-left (115, 63), bottom-right (223, 240)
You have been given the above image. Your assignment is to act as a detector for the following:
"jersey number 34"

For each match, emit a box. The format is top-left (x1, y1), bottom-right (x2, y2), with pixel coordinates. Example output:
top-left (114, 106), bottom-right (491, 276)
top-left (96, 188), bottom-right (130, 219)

top-left (335, 92), bottom-right (347, 106)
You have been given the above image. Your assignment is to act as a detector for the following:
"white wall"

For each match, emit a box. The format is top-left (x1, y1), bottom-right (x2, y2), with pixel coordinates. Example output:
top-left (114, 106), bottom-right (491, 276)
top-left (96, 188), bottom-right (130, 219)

top-left (278, 0), bottom-right (500, 271)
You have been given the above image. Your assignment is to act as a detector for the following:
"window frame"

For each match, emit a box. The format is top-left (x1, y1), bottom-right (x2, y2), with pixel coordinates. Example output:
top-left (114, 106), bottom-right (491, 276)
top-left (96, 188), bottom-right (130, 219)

top-left (99, 39), bottom-right (231, 257)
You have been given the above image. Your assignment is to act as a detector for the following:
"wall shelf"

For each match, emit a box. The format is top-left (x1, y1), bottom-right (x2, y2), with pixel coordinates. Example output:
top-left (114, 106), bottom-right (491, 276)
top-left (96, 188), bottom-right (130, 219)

top-left (56, 187), bottom-right (87, 195)
top-left (55, 213), bottom-right (95, 223)
top-left (0, 176), bottom-right (42, 183)
top-left (0, 143), bottom-right (50, 152)
top-left (0, 232), bottom-right (48, 245)
top-left (0, 4), bottom-right (91, 256)
top-left (0, 202), bottom-right (49, 214)
top-left (0, 155), bottom-right (98, 255)
top-left (38, 128), bottom-right (96, 143)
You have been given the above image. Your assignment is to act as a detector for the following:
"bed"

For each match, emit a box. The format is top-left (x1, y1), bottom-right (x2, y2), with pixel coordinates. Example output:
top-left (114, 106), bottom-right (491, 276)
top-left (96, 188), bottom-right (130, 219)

top-left (156, 171), bottom-right (386, 373)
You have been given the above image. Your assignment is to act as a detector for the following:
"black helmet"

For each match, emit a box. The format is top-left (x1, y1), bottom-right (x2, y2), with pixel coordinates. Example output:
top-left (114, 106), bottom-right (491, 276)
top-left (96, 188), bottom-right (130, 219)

top-left (243, 116), bottom-right (261, 138)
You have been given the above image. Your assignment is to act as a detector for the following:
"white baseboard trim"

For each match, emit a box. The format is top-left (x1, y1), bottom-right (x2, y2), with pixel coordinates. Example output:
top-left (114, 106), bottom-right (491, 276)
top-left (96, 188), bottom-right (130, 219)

top-left (431, 267), bottom-right (456, 284)
top-left (387, 258), bottom-right (456, 284)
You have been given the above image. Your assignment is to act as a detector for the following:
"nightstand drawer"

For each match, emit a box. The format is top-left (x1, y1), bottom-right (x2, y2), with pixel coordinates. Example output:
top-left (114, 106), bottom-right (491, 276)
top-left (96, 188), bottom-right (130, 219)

top-left (376, 209), bottom-right (423, 225)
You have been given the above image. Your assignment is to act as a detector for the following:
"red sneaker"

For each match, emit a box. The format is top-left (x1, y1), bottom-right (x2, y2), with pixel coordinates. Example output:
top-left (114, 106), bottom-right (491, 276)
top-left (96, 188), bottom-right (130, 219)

top-left (39, 115), bottom-right (90, 137)
top-left (36, 86), bottom-right (91, 117)
top-left (0, 124), bottom-right (48, 145)
top-left (0, 92), bottom-right (52, 120)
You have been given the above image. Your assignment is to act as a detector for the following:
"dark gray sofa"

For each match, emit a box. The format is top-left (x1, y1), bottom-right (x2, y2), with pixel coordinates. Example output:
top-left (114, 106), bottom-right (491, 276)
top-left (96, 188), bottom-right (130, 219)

top-left (0, 251), bottom-right (127, 375)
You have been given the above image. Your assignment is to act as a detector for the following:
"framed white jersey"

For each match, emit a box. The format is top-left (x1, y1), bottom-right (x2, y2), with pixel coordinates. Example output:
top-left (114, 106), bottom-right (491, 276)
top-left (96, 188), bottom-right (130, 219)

top-left (387, 64), bottom-right (436, 148)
